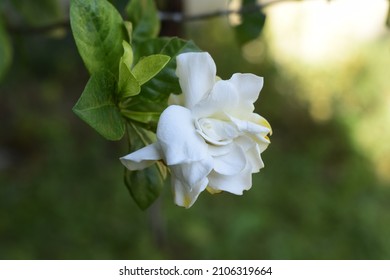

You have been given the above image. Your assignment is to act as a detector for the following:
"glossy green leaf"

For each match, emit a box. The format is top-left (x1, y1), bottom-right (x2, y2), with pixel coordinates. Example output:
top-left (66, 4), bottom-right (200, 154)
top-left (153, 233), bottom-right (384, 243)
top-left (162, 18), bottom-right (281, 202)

top-left (0, 20), bottom-right (12, 81)
top-left (234, 0), bottom-right (266, 45)
top-left (124, 123), bottom-right (167, 209)
top-left (126, 0), bottom-right (160, 42)
top-left (121, 109), bottom-right (160, 128)
top-left (134, 37), bottom-right (201, 101)
top-left (132, 54), bottom-right (170, 85)
top-left (118, 41), bottom-right (140, 98)
top-left (10, 0), bottom-right (62, 27)
top-left (120, 94), bottom-right (165, 131)
top-left (70, 0), bottom-right (126, 75)
top-left (73, 71), bottom-right (125, 141)
top-left (118, 62), bottom-right (140, 98)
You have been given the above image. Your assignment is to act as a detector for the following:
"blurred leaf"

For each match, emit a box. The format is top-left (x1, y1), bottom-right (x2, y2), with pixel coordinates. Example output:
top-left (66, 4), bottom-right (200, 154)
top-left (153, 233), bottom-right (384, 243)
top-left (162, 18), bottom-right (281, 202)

top-left (126, 0), bottom-right (160, 42)
top-left (70, 0), bottom-right (127, 76)
top-left (124, 21), bottom-right (133, 42)
top-left (234, 0), bottom-right (266, 45)
top-left (0, 20), bottom-right (12, 81)
top-left (73, 71), bottom-right (125, 141)
top-left (121, 40), bottom-right (134, 69)
top-left (134, 37), bottom-right (201, 101)
top-left (124, 123), bottom-right (167, 209)
top-left (10, 0), bottom-right (62, 27)
top-left (132, 54), bottom-right (170, 85)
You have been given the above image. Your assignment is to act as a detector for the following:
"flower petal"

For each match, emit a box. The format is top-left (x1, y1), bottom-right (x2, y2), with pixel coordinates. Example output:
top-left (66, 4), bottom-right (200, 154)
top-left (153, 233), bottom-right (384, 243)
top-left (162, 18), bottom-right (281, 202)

top-left (157, 105), bottom-right (208, 165)
top-left (176, 52), bottom-right (216, 109)
top-left (213, 143), bottom-right (247, 176)
top-left (193, 80), bottom-right (239, 118)
top-left (170, 158), bottom-right (213, 189)
top-left (229, 73), bottom-right (263, 112)
top-left (172, 176), bottom-right (208, 208)
top-left (247, 145), bottom-right (264, 172)
top-left (208, 143), bottom-right (233, 157)
top-left (195, 117), bottom-right (240, 146)
top-left (229, 115), bottom-right (270, 135)
top-left (234, 136), bottom-right (264, 172)
top-left (208, 161), bottom-right (253, 195)
top-left (120, 143), bottom-right (162, 170)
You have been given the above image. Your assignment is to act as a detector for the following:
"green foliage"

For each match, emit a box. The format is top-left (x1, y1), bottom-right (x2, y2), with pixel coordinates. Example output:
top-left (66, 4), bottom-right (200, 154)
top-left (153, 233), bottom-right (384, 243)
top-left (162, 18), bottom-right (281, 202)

top-left (234, 0), bottom-right (266, 45)
top-left (118, 41), bottom-right (140, 98)
top-left (0, 20), bottom-right (12, 81)
top-left (121, 40), bottom-right (134, 69)
top-left (132, 54), bottom-right (170, 85)
top-left (10, 0), bottom-right (62, 26)
top-left (73, 71), bottom-right (125, 141)
top-left (134, 37), bottom-right (201, 101)
top-left (70, 0), bottom-right (127, 75)
top-left (124, 123), bottom-right (167, 209)
top-left (118, 61), bottom-right (140, 98)
top-left (126, 0), bottom-right (160, 42)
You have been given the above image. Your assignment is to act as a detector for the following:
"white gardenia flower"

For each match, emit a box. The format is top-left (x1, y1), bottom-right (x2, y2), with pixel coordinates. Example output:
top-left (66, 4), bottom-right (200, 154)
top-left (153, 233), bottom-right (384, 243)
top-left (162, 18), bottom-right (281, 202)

top-left (120, 52), bottom-right (272, 208)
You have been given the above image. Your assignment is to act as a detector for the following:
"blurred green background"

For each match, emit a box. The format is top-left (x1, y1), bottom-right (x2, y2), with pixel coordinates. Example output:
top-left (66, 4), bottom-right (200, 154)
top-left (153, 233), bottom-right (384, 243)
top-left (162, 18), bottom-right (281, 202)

top-left (1, 0), bottom-right (390, 259)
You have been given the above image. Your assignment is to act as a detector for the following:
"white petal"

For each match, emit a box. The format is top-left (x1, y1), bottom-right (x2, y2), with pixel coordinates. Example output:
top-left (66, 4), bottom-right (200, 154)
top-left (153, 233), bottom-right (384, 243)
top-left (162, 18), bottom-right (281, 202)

top-left (208, 143), bottom-right (233, 157)
top-left (208, 161), bottom-right (253, 195)
top-left (256, 139), bottom-right (271, 153)
top-left (213, 143), bottom-right (247, 176)
top-left (176, 52), bottom-right (216, 109)
top-left (229, 73), bottom-right (263, 112)
top-left (247, 145), bottom-right (265, 172)
top-left (157, 105), bottom-right (208, 165)
top-left (234, 136), bottom-right (264, 172)
top-left (170, 157), bottom-right (213, 189)
top-left (229, 115), bottom-right (271, 135)
top-left (172, 176), bottom-right (208, 208)
top-left (195, 117), bottom-right (240, 145)
top-left (120, 143), bottom-right (162, 170)
top-left (193, 80), bottom-right (239, 118)
top-left (249, 113), bottom-right (273, 136)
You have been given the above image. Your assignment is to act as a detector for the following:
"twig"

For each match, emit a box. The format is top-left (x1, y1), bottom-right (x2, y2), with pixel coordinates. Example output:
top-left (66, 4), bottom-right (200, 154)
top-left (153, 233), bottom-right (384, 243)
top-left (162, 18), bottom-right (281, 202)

top-left (159, 0), bottom-right (298, 22)
top-left (5, 0), bottom-right (303, 35)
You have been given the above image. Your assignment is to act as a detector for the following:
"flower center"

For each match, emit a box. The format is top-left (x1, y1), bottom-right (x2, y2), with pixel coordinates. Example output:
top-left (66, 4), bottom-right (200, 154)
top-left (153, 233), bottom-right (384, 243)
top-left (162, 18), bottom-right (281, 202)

top-left (195, 117), bottom-right (239, 146)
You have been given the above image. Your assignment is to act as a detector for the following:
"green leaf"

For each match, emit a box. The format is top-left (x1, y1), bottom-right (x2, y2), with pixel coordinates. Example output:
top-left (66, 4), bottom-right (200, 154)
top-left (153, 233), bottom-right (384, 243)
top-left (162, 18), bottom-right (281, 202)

top-left (120, 94), bottom-right (165, 131)
top-left (70, 0), bottom-right (126, 75)
top-left (123, 21), bottom-right (133, 43)
top-left (73, 71), bottom-right (125, 141)
top-left (132, 54), bottom-right (170, 85)
top-left (124, 123), bottom-right (167, 209)
top-left (122, 110), bottom-right (160, 127)
top-left (10, 0), bottom-right (62, 27)
top-left (121, 40), bottom-right (134, 69)
top-left (134, 37), bottom-right (201, 101)
top-left (118, 62), bottom-right (140, 98)
top-left (0, 20), bottom-right (12, 81)
top-left (118, 41), bottom-right (140, 98)
top-left (126, 0), bottom-right (160, 42)
top-left (234, 0), bottom-right (266, 45)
